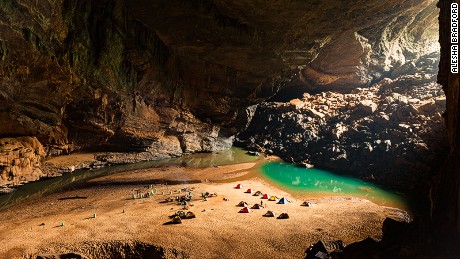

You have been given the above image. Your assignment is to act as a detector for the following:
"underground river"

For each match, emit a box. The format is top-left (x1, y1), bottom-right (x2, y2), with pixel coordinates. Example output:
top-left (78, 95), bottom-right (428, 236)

top-left (0, 147), bottom-right (411, 213)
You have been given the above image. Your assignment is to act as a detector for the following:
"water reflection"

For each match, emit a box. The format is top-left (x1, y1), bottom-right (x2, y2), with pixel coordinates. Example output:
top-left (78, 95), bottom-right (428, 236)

top-left (0, 147), bottom-right (258, 209)
top-left (261, 162), bottom-right (408, 209)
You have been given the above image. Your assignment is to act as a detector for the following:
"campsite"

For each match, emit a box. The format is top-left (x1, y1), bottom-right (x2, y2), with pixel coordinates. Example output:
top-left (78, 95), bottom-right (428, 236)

top-left (0, 160), bottom-right (409, 258)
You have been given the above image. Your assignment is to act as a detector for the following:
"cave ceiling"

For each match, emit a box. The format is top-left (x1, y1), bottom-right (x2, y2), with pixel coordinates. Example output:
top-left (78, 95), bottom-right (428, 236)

top-left (127, 0), bottom-right (439, 89)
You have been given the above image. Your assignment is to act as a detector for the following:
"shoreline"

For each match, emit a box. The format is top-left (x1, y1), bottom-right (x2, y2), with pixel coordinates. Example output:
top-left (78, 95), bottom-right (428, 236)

top-left (0, 162), bottom-right (410, 258)
top-left (1, 151), bottom-right (411, 213)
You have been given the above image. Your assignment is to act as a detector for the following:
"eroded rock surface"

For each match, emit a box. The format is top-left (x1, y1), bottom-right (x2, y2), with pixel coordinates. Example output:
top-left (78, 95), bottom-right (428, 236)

top-left (0, 0), bottom-right (440, 188)
top-left (0, 137), bottom-right (46, 189)
top-left (239, 58), bottom-right (447, 191)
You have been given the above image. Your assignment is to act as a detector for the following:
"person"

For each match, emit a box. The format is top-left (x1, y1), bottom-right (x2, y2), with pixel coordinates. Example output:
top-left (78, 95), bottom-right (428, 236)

top-left (260, 200), bottom-right (263, 206)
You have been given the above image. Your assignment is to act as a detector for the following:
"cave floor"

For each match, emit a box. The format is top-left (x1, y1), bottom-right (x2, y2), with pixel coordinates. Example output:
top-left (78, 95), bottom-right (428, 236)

top-left (0, 162), bottom-right (408, 258)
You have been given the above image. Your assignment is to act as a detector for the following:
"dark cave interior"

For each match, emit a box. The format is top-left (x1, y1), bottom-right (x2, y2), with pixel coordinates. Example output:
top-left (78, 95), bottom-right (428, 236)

top-left (0, 0), bottom-right (459, 257)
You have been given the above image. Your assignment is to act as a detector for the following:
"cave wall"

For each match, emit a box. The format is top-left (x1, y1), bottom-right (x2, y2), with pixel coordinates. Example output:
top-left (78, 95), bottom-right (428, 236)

top-left (0, 0), bottom-right (274, 155)
top-left (0, 0), bottom-right (276, 187)
top-left (432, 0), bottom-right (460, 237)
top-left (0, 0), bottom-right (442, 188)
top-left (290, 1), bottom-right (439, 92)
top-left (130, 0), bottom-right (439, 94)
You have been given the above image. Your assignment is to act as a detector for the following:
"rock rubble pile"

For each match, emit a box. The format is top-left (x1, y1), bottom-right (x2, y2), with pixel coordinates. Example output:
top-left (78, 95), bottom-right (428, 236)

top-left (239, 78), bottom-right (447, 191)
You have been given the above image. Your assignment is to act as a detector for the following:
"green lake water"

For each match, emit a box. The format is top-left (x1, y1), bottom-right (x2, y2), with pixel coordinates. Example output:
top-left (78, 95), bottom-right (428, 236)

top-left (0, 147), bottom-right (410, 212)
top-left (260, 161), bottom-right (409, 210)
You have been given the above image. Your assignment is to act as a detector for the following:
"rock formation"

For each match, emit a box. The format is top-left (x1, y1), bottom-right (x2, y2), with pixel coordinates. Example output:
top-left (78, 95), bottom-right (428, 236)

top-left (0, 137), bottom-right (45, 189)
top-left (0, 0), bottom-right (443, 192)
top-left (0, 0), bottom-right (458, 256)
top-left (238, 52), bottom-right (447, 193)
top-left (303, 1), bottom-right (459, 257)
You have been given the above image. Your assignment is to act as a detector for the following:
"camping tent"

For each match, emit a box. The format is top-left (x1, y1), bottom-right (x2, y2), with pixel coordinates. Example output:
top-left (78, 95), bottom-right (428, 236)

top-left (235, 184), bottom-right (243, 189)
top-left (301, 201), bottom-right (312, 207)
top-left (262, 194), bottom-right (269, 199)
top-left (264, 210), bottom-right (276, 217)
top-left (237, 201), bottom-right (249, 207)
top-left (251, 204), bottom-right (263, 209)
top-left (278, 197), bottom-right (289, 204)
top-left (185, 211), bottom-right (196, 219)
top-left (245, 189), bottom-right (253, 193)
top-left (171, 215), bottom-right (182, 224)
top-left (239, 207), bottom-right (250, 213)
top-left (176, 211), bottom-right (186, 218)
top-left (277, 213), bottom-right (289, 219)
top-left (268, 196), bottom-right (278, 201)
top-left (253, 191), bottom-right (263, 196)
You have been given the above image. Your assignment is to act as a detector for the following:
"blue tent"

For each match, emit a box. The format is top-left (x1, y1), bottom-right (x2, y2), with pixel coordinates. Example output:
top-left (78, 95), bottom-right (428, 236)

top-left (278, 197), bottom-right (289, 204)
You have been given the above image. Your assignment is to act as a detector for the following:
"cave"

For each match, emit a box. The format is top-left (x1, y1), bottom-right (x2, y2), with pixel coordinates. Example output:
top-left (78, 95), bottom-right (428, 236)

top-left (0, 0), bottom-right (458, 258)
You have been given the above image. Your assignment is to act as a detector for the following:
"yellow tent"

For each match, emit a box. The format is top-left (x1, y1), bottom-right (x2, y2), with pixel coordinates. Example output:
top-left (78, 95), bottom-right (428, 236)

top-left (171, 215), bottom-right (182, 224)
top-left (269, 196), bottom-right (277, 201)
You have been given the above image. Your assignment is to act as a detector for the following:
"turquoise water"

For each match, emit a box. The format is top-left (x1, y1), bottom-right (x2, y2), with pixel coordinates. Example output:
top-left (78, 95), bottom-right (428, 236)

top-left (0, 148), bottom-right (409, 211)
top-left (261, 161), bottom-right (408, 209)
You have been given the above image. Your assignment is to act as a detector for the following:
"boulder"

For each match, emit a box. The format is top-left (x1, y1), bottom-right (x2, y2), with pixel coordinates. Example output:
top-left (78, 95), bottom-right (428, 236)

top-left (357, 100), bottom-right (378, 114)
top-left (434, 96), bottom-right (446, 107)
top-left (342, 237), bottom-right (378, 259)
top-left (306, 108), bottom-right (326, 119)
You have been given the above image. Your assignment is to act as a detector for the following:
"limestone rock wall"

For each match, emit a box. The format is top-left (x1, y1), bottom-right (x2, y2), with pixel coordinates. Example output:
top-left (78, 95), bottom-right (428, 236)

top-left (0, 0), bottom-right (269, 154)
top-left (293, 0), bottom-right (439, 92)
top-left (0, 0), bottom-right (442, 188)
top-left (0, 0), bottom-right (274, 188)
top-left (0, 137), bottom-right (46, 188)
top-left (238, 74), bottom-right (447, 193)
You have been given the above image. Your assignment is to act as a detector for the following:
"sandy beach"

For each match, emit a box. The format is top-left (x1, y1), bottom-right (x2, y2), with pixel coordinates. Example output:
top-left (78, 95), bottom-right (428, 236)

top-left (0, 162), bottom-right (409, 258)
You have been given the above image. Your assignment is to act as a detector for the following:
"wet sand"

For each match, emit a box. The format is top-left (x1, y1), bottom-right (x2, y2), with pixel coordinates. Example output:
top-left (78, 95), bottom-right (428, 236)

top-left (0, 163), bottom-right (409, 258)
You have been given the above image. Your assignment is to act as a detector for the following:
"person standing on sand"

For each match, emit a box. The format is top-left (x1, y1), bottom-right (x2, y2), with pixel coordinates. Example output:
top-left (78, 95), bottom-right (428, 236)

top-left (260, 200), bottom-right (263, 206)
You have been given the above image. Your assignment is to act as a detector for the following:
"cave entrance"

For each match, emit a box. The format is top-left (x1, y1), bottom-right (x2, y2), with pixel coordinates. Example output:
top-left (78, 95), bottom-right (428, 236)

top-left (238, 11), bottom-right (446, 215)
